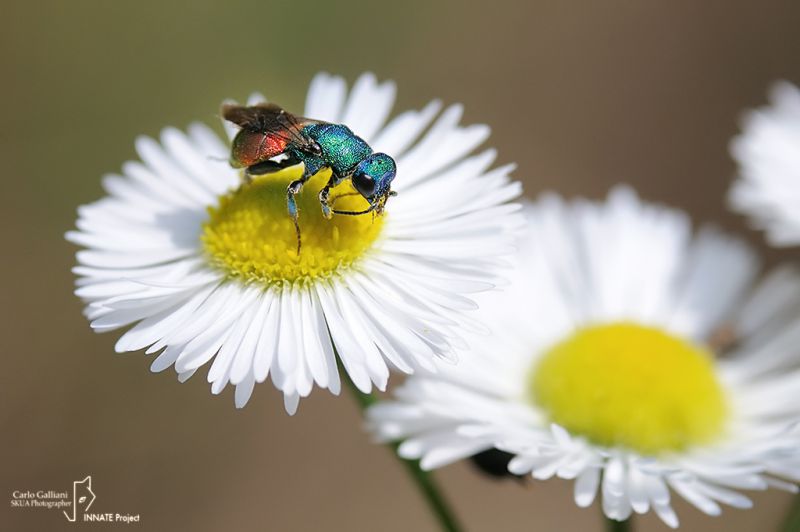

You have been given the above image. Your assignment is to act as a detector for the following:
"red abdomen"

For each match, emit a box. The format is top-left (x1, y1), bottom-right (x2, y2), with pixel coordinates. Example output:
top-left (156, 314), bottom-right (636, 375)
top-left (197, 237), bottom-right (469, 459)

top-left (230, 130), bottom-right (288, 168)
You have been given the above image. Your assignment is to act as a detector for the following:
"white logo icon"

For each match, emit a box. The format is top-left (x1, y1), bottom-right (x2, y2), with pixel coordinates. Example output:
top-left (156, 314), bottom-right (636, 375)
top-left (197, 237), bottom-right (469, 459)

top-left (63, 476), bottom-right (96, 522)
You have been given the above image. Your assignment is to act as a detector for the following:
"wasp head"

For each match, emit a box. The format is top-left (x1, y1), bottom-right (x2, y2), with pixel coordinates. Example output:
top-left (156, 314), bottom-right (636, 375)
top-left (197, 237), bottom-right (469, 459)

top-left (351, 153), bottom-right (396, 213)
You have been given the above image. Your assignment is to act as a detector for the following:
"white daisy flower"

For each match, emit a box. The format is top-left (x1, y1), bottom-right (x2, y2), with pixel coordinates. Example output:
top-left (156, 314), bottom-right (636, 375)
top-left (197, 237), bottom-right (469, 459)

top-left (368, 187), bottom-right (800, 528)
top-left (730, 81), bottom-right (800, 246)
top-left (67, 72), bottom-right (523, 413)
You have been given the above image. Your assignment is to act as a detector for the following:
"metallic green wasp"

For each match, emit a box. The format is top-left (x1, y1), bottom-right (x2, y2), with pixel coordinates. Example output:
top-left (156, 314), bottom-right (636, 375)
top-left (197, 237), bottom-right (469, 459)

top-left (222, 103), bottom-right (397, 253)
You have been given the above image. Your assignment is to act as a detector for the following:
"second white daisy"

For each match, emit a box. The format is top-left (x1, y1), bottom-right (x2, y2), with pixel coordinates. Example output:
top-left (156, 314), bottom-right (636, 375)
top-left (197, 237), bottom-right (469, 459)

top-left (369, 187), bottom-right (800, 528)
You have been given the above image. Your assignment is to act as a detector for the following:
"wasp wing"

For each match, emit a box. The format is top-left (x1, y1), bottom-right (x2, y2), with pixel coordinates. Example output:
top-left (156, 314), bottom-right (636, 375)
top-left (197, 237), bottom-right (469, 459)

top-left (221, 102), bottom-right (324, 154)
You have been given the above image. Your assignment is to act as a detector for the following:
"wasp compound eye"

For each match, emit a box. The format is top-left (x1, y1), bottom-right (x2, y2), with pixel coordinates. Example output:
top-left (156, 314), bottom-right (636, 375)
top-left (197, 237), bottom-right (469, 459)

top-left (352, 171), bottom-right (377, 199)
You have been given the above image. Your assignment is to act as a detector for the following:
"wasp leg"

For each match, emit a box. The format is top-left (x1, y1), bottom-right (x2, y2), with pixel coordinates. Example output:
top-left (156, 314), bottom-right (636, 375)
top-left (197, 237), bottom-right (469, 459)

top-left (318, 172), bottom-right (344, 220)
top-left (247, 160), bottom-right (285, 176)
top-left (245, 157), bottom-right (300, 184)
top-left (287, 168), bottom-right (314, 255)
top-left (244, 161), bottom-right (279, 185)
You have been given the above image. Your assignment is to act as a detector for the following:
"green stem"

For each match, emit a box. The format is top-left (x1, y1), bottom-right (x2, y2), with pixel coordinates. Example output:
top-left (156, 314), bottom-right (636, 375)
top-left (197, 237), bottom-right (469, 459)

top-left (783, 496), bottom-right (800, 532)
top-left (605, 517), bottom-right (631, 532)
top-left (345, 375), bottom-right (463, 532)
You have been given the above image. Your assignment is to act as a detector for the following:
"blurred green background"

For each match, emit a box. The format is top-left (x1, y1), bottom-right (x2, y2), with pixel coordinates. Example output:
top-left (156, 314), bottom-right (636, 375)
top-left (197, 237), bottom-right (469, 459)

top-left (4, 1), bottom-right (800, 530)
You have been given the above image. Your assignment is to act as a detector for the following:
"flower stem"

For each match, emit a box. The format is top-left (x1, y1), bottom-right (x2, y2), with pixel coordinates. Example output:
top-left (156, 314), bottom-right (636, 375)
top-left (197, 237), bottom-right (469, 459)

top-left (344, 375), bottom-right (463, 532)
top-left (606, 517), bottom-right (631, 532)
top-left (783, 496), bottom-right (800, 532)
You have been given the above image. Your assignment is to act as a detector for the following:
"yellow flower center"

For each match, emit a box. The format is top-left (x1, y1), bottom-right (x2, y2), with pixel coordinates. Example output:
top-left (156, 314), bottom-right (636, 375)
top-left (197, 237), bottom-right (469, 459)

top-left (202, 167), bottom-right (385, 286)
top-left (530, 322), bottom-right (728, 454)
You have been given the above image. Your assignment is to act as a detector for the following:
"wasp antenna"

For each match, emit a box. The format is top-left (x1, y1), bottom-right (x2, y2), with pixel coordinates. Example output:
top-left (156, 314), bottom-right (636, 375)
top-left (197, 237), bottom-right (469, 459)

top-left (332, 204), bottom-right (377, 216)
top-left (329, 192), bottom-right (362, 209)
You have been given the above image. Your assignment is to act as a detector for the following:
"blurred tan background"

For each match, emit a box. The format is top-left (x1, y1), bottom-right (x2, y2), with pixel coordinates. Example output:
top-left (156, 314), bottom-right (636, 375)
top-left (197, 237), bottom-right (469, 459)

top-left (3, 1), bottom-right (800, 530)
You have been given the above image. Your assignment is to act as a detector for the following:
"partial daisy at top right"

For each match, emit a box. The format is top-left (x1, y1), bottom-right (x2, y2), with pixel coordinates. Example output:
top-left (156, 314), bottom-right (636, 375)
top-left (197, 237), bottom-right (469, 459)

top-left (730, 81), bottom-right (800, 246)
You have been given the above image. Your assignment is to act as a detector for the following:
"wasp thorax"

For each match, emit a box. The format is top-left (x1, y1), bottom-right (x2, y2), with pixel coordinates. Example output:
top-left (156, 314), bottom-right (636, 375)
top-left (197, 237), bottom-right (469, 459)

top-left (202, 167), bottom-right (385, 285)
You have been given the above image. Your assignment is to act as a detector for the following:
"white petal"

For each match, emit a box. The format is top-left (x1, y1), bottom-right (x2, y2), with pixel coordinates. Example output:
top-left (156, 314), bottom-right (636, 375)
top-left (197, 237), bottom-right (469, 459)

top-left (574, 467), bottom-right (601, 507)
top-left (304, 72), bottom-right (347, 122)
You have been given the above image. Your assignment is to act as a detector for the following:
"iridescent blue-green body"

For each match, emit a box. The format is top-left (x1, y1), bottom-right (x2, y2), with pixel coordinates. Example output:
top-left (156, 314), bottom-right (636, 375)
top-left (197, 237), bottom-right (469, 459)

top-left (221, 102), bottom-right (398, 254)
top-left (294, 124), bottom-right (373, 177)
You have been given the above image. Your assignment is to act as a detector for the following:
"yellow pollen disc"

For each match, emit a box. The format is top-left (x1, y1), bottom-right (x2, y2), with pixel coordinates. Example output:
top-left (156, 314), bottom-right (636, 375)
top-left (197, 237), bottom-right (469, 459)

top-left (202, 167), bottom-right (384, 286)
top-left (530, 322), bottom-right (728, 454)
